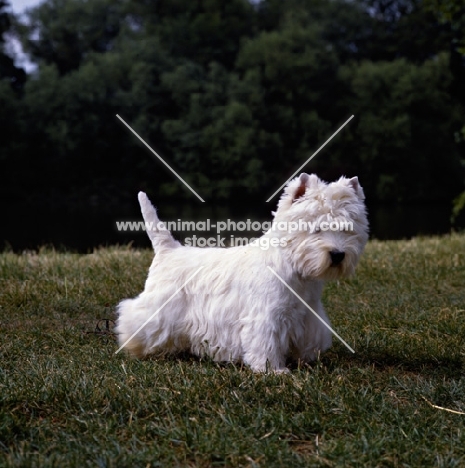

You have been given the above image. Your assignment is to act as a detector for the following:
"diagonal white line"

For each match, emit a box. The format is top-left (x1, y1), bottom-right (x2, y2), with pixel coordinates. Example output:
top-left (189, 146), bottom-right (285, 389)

top-left (267, 266), bottom-right (355, 353)
top-left (115, 266), bottom-right (205, 354)
top-left (266, 115), bottom-right (354, 202)
top-left (116, 114), bottom-right (205, 203)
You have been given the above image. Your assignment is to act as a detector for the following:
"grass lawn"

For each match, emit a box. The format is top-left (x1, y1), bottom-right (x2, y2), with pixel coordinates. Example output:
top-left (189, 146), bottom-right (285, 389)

top-left (1, 234), bottom-right (464, 467)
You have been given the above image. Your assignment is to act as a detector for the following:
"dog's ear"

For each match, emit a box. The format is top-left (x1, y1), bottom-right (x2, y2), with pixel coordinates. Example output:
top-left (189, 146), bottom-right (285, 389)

top-left (292, 173), bottom-right (321, 201)
top-left (348, 176), bottom-right (365, 200)
top-left (278, 173), bottom-right (320, 211)
top-left (293, 173), bottom-right (309, 201)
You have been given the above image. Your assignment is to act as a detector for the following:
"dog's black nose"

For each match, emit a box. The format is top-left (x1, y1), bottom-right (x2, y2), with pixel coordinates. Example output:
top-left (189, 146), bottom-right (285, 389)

top-left (330, 250), bottom-right (345, 266)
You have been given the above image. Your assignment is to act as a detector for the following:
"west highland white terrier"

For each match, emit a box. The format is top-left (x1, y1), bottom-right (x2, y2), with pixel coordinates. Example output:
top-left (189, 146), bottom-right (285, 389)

top-left (116, 173), bottom-right (369, 372)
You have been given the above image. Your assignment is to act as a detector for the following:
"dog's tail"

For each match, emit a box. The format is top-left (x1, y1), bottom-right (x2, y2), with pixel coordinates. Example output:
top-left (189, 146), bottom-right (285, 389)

top-left (138, 192), bottom-right (179, 251)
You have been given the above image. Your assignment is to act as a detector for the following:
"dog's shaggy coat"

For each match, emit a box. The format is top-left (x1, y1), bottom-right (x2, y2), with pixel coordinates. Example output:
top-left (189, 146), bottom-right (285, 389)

top-left (116, 173), bottom-right (369, 372)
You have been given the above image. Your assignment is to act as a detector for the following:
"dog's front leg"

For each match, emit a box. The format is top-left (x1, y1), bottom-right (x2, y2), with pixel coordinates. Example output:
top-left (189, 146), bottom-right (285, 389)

top-left (241, 317), bottom-right (289, 373)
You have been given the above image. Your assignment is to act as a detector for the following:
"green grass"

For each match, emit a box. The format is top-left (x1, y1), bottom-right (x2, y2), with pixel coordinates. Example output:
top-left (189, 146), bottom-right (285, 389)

top-left (1, 235), bottom-right (465, 467)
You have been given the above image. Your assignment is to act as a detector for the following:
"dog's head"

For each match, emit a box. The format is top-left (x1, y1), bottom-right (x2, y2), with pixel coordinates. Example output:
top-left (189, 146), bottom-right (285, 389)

top-left (273, 173), bottom-right (369, 280)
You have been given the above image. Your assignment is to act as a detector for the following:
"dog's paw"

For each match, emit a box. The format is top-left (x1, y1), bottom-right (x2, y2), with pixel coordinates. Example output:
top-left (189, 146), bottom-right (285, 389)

top-left (251, 366), bottom-right (290, 374)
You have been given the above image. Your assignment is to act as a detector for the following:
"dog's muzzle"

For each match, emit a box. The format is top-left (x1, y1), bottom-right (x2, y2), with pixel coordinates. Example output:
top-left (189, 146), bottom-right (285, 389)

top-left (329, 250), bottom-right (345, 266)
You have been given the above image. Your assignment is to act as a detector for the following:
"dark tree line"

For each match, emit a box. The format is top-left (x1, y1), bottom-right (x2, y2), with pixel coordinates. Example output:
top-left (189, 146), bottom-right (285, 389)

top-left (0, 0), bottom-right (464, 212)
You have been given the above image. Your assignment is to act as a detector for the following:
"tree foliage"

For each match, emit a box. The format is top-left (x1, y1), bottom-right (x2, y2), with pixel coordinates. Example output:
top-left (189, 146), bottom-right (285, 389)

top-left (0, 0), bottom-right (25, 89)
top-left (424, 0), bottom-right (465, 218)
top-left (1, 0), bottom-right (464, 211)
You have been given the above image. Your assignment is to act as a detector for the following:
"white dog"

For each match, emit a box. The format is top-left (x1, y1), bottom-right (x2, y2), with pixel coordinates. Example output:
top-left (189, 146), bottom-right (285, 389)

top-left (116, 173), bottom-right (369, 372)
